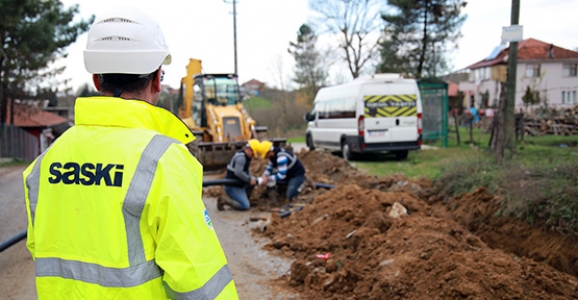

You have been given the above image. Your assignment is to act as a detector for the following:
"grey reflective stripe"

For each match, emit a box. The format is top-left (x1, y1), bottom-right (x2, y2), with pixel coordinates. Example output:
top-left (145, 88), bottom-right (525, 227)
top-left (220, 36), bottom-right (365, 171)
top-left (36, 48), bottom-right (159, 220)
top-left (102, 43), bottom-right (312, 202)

top-left (29, 134), bottom-right (178, 288)
top-left (123, 134), bottom-right (178, 265)
top-left (35, 257), bottom-right (163, 287)
top-left (279, 151), bottom-right (297, 170)
top-left (26, 152), bottom-right (46, 224)
top-left (164, 264), bottom-right (233, 300)
top-left (226, 152), bottom-right (245, 172)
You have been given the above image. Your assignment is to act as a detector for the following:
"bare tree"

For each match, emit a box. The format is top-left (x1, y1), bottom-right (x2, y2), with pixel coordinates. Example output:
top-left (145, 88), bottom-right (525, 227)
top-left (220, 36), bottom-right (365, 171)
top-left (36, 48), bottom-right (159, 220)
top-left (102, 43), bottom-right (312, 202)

top-left (310, 0), bottom-right (384, 79)
top-left (269, 56), bottom-right (290, 135)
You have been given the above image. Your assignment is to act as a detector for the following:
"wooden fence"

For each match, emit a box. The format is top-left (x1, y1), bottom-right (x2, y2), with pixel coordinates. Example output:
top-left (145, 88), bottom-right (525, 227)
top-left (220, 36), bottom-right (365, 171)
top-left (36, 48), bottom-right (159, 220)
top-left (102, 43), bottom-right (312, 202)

top-left (0, 124), bottom-right (38, 161)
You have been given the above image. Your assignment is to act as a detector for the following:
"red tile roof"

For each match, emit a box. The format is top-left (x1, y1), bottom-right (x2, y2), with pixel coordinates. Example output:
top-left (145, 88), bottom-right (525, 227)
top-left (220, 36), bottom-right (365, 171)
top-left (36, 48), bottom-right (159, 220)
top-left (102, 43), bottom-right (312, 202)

top-left (8, 103), bottom-right (69, 127)
top-left (447, 81), bottom-right (459, 97)
top-left (242, 79), bottom-right (264, 86)
top-left (467, 38), bottom-right (578, 69)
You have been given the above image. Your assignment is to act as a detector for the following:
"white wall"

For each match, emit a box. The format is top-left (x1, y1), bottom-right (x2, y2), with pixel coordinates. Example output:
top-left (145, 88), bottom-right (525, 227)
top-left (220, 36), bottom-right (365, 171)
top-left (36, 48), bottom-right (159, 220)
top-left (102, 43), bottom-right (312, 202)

top-left (458, 60), bottom-right (578, 111)
top-left (516, 61), bottom-right (578, 110)
top-left (458, 78), bottom-right (502, 108)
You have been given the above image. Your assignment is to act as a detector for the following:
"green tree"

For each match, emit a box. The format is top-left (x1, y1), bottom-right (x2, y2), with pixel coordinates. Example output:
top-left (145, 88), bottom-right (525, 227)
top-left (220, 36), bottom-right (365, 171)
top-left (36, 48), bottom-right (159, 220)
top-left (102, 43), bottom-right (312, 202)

top-left (0, 0), bottom-right (93, 124)
top-left (36, 87), bottom-right (59, 107)
top-left (377, 0), bottom-right (467, 78)
top-left (288, 24), bottom-right (328, 105)
top-left (479, 89), bottom-right (489, 109)
top-left (522, 85), bottom-right (540, 110)
top-left (77, 83), bottom-right (100, 98)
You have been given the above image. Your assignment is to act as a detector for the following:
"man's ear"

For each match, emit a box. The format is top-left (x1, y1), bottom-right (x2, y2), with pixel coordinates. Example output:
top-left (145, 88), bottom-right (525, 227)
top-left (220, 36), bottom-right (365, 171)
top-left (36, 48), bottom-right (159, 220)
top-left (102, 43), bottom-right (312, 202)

top-left (92, 74), bottom-right (102, 91)
top-left (151, 69), bottom-right (162, 94)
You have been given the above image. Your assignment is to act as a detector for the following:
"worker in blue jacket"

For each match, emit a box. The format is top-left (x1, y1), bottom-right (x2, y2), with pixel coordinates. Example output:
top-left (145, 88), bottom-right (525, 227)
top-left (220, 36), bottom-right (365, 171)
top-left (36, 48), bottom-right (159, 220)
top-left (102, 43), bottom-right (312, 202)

top-left (258, 141), bottom-right (306, 201)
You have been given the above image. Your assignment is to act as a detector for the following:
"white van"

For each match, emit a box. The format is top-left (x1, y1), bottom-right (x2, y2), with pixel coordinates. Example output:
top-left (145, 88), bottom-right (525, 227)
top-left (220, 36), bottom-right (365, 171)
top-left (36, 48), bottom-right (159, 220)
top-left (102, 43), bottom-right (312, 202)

top-left (304, 73), bottom-right (422, 160)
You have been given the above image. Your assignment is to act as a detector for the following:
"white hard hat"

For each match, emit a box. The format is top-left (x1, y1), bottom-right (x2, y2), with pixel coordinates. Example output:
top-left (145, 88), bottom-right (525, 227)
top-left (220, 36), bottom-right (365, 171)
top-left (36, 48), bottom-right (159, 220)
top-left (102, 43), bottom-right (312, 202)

top-left (83, 7), bottom-right (172, 74)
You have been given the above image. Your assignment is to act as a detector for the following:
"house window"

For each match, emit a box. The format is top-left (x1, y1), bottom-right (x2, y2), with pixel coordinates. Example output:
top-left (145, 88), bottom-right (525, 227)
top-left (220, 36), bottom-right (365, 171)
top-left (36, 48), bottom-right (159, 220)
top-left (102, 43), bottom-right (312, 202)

top-left (484, 67), bottom-right (491, 80)
top-left (562, 90), bottom-right (577, 104)
top-left (563, 63), bottom-right (577, 77)
top-left (525, 64), bottom-right (541, 77)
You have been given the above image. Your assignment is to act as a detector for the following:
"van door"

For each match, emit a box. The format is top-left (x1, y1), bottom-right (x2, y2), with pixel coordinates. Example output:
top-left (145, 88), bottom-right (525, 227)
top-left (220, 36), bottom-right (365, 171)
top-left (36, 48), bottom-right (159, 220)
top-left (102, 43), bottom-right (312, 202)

top-left (308, 102), bottom-right (323, 147)
top-left (362, 81), bottom-right (420, 144)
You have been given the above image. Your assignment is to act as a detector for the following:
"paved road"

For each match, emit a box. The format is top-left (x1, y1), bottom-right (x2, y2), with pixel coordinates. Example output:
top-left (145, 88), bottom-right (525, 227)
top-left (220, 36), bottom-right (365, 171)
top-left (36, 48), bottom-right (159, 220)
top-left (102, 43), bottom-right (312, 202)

top-left (0, 165), bottom-right (36, 300)
top-left (0, 164), bottom-right (296, 300)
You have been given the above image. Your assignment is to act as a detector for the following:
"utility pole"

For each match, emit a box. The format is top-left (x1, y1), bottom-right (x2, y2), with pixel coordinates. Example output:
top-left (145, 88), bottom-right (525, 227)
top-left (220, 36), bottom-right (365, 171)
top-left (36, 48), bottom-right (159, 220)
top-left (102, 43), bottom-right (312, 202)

top-left (224, 0), bottom-right (238, 75)
top-left (504, 0), bottom-right (520, 159)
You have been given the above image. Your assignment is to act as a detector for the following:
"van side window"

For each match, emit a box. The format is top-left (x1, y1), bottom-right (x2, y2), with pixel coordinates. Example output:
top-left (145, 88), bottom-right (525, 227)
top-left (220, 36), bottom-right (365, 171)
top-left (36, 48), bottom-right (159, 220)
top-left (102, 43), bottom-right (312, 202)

top-left (327, 99), bottom-right (342, 119)
top-left (343, 98), bottom-right (356, 118)
top-left (323, 99), bottom-right (356, 119)
top-left (317, 103), bottom-right (327, 120)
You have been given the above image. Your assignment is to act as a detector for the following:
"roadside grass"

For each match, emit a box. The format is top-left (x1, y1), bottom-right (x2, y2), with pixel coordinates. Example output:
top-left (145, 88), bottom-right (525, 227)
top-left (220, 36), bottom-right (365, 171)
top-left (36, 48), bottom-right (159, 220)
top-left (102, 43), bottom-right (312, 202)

top-left (0, 158), bottom-right (29, 168)
top-left (287, 136), bottom-right (305, 144)
top-left (353, 147), bottom-right (484, 180)
top-left (354, 126), bottom-right (489, 180)
top-left (497, 134), bottom-right (578, 234)
top-left (497, 161), bottom-right (578, 233)
top-left (435, 130), bottom-right (578, 235)
top-left (243, 96), bottom-right (272, 111)
top-left (349, 125), bottom-right (578, 235)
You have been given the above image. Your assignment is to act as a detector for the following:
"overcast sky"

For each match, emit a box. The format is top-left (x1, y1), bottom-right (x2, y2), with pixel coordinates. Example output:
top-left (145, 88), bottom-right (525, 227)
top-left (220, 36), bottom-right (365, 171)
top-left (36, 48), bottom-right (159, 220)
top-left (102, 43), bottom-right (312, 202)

top-left (57, 0), bottom-right (578, 92)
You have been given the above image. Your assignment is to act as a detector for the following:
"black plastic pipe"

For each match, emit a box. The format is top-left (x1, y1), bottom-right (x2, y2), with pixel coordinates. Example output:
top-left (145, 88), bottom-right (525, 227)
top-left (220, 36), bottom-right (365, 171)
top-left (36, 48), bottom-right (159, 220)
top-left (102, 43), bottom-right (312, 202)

top-left (202, 178), bottom-right (246, 187)
top-left (314, 183), bottom-right (335, 190)
top-left (202, 178), bottom-right (335, 190)
top-left (0, 229), bottom-right (27, 253)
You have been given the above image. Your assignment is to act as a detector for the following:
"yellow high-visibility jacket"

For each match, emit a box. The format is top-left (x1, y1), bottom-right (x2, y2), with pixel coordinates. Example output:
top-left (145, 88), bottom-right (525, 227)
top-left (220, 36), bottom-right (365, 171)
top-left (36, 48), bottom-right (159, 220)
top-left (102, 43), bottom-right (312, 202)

top-left (23, 97), bottom-right (238, 300)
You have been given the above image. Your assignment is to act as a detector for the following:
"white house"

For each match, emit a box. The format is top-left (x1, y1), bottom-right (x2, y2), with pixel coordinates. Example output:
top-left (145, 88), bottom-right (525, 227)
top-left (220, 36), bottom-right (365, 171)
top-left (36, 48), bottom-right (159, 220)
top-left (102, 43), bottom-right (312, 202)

top-left (458, 38), bottom-right (578, 111)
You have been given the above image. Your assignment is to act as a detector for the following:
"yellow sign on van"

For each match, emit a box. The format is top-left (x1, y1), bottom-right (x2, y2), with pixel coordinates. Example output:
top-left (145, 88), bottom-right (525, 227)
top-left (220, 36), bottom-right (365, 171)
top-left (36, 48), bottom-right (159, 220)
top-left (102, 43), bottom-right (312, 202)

top-left (364, 94), bottom-right (417, 118)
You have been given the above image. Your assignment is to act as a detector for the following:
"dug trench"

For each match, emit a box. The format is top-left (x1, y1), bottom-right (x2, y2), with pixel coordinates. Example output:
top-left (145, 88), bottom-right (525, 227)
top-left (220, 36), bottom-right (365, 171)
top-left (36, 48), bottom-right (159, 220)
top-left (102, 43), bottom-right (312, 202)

top-left (205, 150), bottom-right (578, 299)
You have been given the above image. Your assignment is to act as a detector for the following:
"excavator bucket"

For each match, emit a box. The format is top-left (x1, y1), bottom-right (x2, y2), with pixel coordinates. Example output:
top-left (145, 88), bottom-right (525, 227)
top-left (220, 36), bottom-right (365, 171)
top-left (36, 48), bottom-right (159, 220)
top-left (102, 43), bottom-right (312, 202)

top-left (194, 141), bottom-right (245, 173)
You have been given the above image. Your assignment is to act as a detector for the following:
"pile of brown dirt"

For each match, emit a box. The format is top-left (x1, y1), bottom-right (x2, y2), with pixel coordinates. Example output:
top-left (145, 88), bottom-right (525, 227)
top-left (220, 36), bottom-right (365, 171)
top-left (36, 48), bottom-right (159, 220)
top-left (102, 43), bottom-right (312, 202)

top-left (237, 150), bottom-right (578, 299)
top-left (427, 187), bottom-right (578, 278)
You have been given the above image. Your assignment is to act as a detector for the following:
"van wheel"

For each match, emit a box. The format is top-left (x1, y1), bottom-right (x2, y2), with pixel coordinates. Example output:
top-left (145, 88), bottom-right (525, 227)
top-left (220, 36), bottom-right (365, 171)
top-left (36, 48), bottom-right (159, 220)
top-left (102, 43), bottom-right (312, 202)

top-left (341, 141), bottom-right (352, 161)
top-left (393, 150), bottom-right (409, 160)
top-left (306, 134), bottom-right (315, 151)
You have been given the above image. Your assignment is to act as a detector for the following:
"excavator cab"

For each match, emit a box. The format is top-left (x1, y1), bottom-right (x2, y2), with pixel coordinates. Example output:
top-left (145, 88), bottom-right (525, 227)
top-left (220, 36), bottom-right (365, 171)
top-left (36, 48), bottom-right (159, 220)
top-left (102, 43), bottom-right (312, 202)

top-left (191, 74), bottom-right (248, 140)
top-left (201, 75), bottom-right (240, 107)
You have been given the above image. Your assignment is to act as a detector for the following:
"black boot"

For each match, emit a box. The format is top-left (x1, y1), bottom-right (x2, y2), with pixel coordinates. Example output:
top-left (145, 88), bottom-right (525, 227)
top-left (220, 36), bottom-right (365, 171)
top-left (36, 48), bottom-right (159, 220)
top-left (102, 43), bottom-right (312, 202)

top-left (217, 196), bottom-right (227, 211)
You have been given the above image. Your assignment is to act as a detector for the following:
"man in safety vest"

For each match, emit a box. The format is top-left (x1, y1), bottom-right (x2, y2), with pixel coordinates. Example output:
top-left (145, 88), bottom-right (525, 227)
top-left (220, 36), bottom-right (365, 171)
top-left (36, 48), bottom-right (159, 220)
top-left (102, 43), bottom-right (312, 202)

top-left (218, 139), bottom-right (266, 211)
top-left (22, 7), bottom-right (238, 299)
top-left (258, 141), bottom-right (306, 202)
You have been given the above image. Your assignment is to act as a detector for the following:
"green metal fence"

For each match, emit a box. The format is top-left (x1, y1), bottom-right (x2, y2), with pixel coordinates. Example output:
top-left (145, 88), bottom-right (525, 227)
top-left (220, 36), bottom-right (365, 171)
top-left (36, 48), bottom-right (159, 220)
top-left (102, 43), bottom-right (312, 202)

top-left (417, 78), bottom-right (448, 148)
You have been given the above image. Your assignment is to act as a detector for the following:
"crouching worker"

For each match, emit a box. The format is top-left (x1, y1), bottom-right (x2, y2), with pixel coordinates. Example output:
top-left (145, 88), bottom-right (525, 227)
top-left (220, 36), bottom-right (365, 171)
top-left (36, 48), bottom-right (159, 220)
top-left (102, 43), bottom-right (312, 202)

top-left (259, 141), bottom-right (306, 201)
top-left (218, 139), bottom-right (265, 211)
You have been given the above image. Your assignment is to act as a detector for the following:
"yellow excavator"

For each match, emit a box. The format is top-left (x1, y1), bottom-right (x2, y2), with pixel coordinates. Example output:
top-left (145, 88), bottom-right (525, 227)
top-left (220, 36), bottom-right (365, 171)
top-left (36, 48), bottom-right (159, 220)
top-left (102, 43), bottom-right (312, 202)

top-left (177, 58), bottom-right (285, 171)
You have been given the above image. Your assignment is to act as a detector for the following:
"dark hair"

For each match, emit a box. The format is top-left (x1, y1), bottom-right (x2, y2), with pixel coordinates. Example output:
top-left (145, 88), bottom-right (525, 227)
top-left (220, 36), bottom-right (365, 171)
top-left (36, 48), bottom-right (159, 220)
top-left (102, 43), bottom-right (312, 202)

top-left (99, 69), bottom-right (159, 94)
